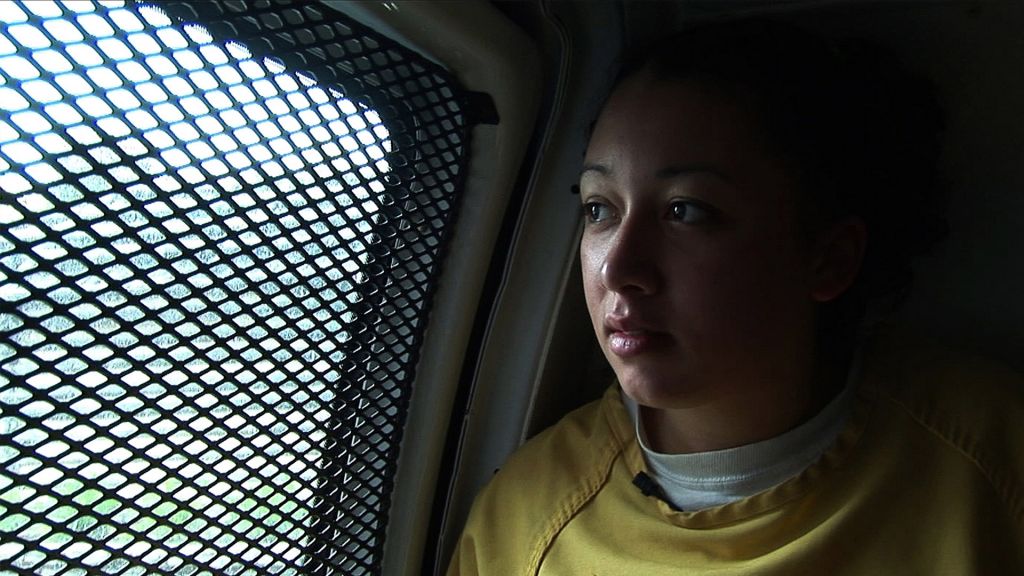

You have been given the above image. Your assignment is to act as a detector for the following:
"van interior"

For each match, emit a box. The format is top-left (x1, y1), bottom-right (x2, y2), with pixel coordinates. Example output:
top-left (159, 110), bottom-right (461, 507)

top-left (0, 1), bottom-right (1021, 575)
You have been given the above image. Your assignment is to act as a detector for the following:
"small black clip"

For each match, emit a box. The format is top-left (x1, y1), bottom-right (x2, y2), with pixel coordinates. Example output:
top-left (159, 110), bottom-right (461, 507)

top-left (632, 472), bottom-right (682, 511)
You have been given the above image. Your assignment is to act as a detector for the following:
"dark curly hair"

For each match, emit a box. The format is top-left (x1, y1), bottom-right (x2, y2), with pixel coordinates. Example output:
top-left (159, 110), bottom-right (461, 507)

top-left (609, 19), bottom-right (948, 341)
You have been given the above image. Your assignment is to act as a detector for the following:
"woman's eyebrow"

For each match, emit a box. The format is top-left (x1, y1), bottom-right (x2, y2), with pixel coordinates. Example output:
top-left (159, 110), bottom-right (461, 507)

top-left (579, 163), bottom-right (609, 178)
top-left (579, 163), bottom-right (730, 180)
top-left (655, 164), bottom-right (730, 181)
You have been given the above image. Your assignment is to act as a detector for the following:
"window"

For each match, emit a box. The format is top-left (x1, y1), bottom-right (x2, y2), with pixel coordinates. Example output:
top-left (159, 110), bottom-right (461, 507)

top-left (0, 1), bottom-right (471, 574)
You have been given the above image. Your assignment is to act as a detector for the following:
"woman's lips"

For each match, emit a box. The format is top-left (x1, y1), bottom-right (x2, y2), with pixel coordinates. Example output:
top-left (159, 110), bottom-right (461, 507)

top-left (604, 314), bottom-right (668, 357)
top-left (607, 330), bottom-right (661, 357)
top-left (609, 330), bottom-right (647, 357)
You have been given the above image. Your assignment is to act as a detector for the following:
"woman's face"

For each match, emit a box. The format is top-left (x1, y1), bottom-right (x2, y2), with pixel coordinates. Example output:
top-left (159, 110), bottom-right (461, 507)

top-left (580, 75), bottom-right (822, 411)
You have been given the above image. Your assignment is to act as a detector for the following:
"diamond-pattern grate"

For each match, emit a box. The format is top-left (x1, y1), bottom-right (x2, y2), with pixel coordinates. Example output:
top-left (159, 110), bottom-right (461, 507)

top-left (0, 1), bottom-right (470, 575)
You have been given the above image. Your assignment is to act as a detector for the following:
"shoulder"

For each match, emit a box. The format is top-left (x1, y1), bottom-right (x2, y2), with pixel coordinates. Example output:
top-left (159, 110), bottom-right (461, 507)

top-left (862, 325), bottom-right (1024, 521)
top-left (864, 326), bottom-right (1023, 429)
top-left (447, 386), bottom-right (628, 575)
top-left (485, 388), bottom-right (619, 500)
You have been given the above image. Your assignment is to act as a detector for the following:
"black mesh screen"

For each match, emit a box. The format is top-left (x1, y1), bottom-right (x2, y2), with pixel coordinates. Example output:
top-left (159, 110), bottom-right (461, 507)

top-left (0, 1), bottom-right (471, 574)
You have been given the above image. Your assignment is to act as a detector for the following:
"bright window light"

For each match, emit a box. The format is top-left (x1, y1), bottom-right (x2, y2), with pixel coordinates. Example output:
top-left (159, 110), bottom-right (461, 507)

top-left (0, 0), bottom-right (427, 574)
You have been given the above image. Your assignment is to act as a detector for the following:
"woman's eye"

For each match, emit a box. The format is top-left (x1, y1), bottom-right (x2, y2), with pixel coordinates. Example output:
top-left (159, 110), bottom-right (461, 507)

top-left (669, 199), bottom-right (713, 224)
top-left (584, 201), bottom-right (614, 223)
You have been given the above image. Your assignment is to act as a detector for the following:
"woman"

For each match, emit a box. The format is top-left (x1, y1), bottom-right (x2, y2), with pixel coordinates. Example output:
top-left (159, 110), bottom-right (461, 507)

top-left (448, 20), bottom-right (1023, 575)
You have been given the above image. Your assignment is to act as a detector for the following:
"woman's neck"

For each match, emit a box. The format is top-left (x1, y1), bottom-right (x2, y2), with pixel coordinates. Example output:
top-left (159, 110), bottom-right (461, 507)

top-left (641, 354), bottom-right (848, 455)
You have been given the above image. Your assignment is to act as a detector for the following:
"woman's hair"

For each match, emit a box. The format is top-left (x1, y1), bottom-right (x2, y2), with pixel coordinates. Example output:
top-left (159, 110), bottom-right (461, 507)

top-left (610, 19), bottom-right (948, 338)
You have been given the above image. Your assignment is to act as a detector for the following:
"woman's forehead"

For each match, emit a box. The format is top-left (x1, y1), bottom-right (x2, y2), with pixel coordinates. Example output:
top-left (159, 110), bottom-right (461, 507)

top-left (586, 77), bottom-right (776, 179)
top-left (582, 74), bottom-right (805, 219)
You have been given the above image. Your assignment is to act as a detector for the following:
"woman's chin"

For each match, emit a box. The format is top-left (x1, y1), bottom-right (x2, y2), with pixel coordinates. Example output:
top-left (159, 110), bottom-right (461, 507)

top-left (618, 375), bottom-right (700, 410)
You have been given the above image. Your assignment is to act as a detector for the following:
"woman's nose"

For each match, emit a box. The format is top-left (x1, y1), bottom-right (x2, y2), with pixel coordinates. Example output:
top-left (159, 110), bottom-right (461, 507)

top-left (600, 221), bottom-right (660, 295)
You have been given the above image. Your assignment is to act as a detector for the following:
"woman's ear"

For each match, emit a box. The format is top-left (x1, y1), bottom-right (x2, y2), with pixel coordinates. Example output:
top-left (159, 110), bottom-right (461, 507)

top-left (810, 216), bottom-right (867, 303)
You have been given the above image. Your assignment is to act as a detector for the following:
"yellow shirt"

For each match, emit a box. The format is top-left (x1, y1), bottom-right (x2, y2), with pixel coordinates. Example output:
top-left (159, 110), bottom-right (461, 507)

top-left (447, 337), bottom-right (1024, 575)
